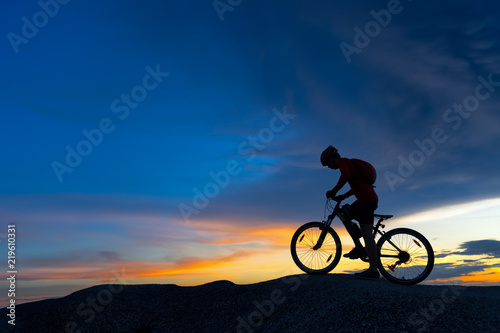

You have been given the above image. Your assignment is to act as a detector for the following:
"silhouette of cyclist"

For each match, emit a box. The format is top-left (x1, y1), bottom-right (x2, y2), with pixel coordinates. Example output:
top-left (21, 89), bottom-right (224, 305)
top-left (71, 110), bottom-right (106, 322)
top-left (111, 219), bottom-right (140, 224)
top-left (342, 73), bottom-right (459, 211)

top-left (320, 145), bottom-right (379, 279)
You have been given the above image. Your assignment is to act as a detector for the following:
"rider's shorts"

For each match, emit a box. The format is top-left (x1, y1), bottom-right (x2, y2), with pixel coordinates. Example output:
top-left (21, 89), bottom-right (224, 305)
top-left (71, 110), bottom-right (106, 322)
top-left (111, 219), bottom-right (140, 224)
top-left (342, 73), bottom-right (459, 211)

top-left (352, 201), bottom-right (378, 225)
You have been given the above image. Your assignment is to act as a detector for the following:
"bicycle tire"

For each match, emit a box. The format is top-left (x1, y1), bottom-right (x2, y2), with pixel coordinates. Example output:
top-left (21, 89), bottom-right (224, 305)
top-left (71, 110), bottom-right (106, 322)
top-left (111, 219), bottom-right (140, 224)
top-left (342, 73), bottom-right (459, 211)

top-left (290, 222), bottom-right (342, 274)
top-left (377, 228), bottom-right (434, 285)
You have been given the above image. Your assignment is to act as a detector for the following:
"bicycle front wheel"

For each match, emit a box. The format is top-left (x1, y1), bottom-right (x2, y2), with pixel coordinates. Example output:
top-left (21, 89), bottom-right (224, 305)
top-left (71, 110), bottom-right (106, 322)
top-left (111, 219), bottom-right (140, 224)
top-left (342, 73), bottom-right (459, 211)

top-left (377, 228), bottom-right (434, 285)
top-left (290, 222), bottom-right (342, 274)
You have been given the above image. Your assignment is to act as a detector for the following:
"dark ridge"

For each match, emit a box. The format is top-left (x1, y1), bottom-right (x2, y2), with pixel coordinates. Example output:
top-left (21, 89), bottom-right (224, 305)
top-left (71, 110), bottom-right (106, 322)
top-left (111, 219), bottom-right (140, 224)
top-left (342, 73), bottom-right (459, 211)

top-left (1, 274), bottom-right (499, 332)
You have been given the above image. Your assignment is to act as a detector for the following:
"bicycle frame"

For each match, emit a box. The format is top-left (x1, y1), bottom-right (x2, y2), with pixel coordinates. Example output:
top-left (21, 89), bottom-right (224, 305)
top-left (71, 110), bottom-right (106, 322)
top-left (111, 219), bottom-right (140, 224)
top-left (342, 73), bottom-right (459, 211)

top-left (292, 198), bottom-right (434, 284)
top-left (314, 199), bottom-right (400, 253)
top-left (373, 218), bottom-right (402, 254)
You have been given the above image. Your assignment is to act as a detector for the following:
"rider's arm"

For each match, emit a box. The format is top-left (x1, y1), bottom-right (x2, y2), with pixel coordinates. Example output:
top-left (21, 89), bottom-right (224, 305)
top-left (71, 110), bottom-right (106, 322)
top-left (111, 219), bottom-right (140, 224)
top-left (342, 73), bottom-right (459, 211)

top-left (343, 190), bottom-right (353, 198)
top-left (331, 173), bottom-right (348, 195)
top-left (331, 159), bottom-right (351, 194)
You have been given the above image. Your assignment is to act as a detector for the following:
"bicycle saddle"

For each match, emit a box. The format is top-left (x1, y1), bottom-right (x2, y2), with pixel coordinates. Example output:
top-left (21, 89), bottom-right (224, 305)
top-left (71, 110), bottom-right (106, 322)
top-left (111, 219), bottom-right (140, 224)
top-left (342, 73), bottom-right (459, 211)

top-left (374, 214), bottom-right (393, 219)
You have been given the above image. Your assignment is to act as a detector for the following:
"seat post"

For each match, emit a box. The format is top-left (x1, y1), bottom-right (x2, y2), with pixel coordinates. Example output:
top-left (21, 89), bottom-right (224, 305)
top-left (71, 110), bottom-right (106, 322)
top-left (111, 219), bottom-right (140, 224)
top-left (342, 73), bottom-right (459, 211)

top-left (373, 217), bottom-right (385, 236)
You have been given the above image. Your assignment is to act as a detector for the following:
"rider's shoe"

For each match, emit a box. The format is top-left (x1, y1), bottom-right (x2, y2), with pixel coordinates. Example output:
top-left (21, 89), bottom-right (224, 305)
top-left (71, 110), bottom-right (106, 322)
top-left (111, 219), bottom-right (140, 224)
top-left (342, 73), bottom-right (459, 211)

top-left (354, 269), bottom-right (380, 280)
top-left (343, 247), bottom-right (367, 259)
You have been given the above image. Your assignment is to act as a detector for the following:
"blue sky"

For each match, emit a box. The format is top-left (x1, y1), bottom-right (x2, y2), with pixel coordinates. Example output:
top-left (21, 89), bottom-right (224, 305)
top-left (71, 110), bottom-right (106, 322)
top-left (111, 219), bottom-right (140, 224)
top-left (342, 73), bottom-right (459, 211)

top-left (1, 0), bottom-right (500, 305)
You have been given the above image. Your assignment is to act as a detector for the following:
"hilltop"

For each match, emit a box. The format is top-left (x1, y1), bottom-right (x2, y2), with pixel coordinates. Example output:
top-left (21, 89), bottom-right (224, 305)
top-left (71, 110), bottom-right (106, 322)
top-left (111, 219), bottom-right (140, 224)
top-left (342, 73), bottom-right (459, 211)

top-left (1, 274), bottom-right (499, 332)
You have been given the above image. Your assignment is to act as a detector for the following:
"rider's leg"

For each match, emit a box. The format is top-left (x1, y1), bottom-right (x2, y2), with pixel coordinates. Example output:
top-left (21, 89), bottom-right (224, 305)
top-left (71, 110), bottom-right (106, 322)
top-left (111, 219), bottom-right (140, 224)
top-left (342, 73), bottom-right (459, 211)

top-left (357, 202), bottom-right (378, 273)
top-left (342, 202), bottom-right (363, 248)
top-left (360, 224), bottom-right (377, 272)
top-left (341, 218), bottom-right (363, 248)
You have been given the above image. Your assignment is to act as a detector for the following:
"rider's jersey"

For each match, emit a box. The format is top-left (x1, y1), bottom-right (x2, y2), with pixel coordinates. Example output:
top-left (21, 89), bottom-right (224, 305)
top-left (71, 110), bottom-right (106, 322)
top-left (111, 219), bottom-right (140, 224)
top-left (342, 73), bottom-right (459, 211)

top-left (332, 158), bottom-right (378, 203)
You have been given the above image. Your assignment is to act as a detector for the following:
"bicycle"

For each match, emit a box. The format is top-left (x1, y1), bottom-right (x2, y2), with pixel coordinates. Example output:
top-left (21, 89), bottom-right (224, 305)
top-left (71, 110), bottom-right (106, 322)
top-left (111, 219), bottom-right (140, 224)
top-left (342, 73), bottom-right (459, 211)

top-left (290, 198), bottom-right (434, 285)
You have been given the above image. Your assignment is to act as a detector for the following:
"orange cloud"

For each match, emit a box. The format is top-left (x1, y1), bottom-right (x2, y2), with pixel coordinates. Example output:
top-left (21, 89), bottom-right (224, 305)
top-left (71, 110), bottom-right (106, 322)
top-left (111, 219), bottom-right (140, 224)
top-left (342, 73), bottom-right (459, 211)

top-left (12, 218), bottom-right (370, 305)
top-left (137, 249), bottom-right (254, 277)
top-left (430, 267), bottom-right (500, 286)
top-left (189, 218), bottom-right (350, 247)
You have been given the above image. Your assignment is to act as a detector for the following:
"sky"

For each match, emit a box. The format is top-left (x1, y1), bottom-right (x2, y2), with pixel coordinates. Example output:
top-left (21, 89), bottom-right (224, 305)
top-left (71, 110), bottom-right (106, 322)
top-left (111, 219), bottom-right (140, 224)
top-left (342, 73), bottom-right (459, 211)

top-left (1, 0), bottom-right (500, 307)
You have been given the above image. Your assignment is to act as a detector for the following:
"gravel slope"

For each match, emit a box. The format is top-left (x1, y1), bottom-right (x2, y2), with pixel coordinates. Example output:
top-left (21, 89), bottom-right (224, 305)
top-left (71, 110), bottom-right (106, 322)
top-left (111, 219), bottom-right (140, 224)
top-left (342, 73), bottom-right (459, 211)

top-left (1, 274), bottom-right (499, 332)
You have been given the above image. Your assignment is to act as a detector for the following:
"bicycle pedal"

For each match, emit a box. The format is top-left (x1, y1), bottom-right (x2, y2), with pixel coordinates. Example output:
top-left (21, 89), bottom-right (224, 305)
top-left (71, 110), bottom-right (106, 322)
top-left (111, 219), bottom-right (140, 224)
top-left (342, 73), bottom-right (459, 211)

top-left (359, 255), bottom-right (369, 263)
top-left (343, 254), bottom-right (356, 259)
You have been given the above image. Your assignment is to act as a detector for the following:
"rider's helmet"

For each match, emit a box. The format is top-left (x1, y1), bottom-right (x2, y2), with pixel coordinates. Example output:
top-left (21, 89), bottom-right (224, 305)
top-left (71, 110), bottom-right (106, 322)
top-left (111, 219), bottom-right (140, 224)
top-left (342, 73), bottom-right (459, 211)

top-left (320, 145), bottom-right (338, 166)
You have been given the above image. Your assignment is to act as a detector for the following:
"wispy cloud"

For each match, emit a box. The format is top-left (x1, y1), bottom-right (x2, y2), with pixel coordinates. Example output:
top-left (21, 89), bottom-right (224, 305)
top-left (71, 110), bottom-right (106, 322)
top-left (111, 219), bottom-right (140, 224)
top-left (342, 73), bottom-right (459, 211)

top-left (428, 263), bottom-right (500, 285)
top-left (428, 239), bottom-right (500, 284)
top-left (99, 251), bottom-right (122, 262)
top-left (3, 1), bottom-right (500, 307)
top-left (452, 239), bottom-right (500, 257)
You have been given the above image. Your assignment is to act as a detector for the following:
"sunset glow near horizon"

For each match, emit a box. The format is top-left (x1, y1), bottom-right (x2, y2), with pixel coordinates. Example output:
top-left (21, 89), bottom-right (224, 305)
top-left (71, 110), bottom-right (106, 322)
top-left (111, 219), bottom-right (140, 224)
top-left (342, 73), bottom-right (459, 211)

top-left (1, 1), bottom-right (500, 307)
top-left (2, 196), bottom-right (500, 306)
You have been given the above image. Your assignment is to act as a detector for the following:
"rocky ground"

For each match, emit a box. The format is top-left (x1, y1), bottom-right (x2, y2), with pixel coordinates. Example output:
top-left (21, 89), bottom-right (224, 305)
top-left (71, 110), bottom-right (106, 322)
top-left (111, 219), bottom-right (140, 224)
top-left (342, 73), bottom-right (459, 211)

top-left (1, 273), bottom-right (499, 332)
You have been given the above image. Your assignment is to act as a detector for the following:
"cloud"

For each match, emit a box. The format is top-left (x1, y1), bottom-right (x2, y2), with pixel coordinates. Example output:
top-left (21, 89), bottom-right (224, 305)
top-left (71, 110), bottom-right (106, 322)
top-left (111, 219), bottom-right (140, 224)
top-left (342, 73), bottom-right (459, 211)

top-left (148, 249), bottom-right (255, 277)
top-left (4, 1), bottom-right (500, 307)
top-left (453, 239), bottom-right (500, 257)
top-left (11, 211), bottom-right (298, 283)
top-left (428, 239), bottom-right (500, 283)
top-left (428, 262), bottom-right (494, 280)
top-left (17, 248), bottom-right (258, 282)
top-left (436, 239), bottom-right (500, 259)
top-left (99, 251), bottom-right (122, 262)
top-left (435, 251), bottom-right (453, 259)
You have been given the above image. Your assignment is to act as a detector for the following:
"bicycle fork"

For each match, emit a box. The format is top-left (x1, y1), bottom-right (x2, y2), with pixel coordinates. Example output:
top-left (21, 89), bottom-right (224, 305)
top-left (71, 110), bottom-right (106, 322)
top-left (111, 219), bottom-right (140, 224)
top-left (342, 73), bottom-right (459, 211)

top-left (312, 220), bottom-right (331, 250)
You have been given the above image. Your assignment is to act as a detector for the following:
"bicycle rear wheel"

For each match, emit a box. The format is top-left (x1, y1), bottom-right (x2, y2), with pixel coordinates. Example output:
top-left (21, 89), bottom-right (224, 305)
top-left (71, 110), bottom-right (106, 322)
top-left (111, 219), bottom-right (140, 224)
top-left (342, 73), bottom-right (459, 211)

top-left (377, 228), bottom-right (434, 285)
top-left (290, 222), bottom-right (342, 274)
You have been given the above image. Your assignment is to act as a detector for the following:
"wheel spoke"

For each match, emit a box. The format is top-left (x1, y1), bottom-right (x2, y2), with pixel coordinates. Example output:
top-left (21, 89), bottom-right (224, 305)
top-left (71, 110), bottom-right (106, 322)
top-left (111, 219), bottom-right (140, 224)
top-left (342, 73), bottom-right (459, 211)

top-left (291, 224), bottom-right (341, 273)
top-left (377, 229), bottom-right (434, 285)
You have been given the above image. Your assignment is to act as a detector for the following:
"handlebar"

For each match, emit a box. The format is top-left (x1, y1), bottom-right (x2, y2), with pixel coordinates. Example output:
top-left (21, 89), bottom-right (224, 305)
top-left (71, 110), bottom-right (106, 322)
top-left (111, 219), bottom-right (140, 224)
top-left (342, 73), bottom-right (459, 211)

top-left (326, 196), bottom-right (345, 206)
top-left (331, 196), bottom-right (344, 203)
top-left (324, 197), bottom-right (343, 218)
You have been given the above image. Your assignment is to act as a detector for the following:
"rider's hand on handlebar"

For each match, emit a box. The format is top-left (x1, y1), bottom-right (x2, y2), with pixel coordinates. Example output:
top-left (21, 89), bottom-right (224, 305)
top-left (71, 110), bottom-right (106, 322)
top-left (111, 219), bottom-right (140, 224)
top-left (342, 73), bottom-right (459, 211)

top-left (332, 193), bottom-right (348, 202)
top-left (326, 190), bottom-right (337, 199)
top-left (332, 195), bottom-right (343, 202)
